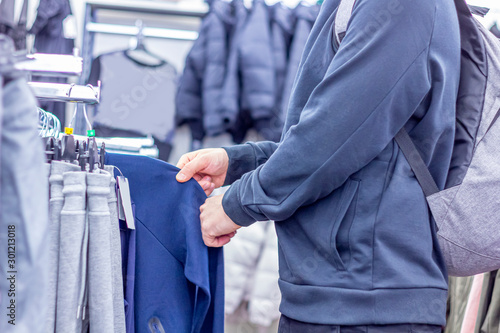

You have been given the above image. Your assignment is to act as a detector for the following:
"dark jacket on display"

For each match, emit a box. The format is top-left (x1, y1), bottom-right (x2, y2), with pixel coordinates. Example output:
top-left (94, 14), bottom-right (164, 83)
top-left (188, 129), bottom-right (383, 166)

top-left (238, 0), bottom-right (275, 127)
top-left (175, 15), bottom-right (207, 142)
top-left (29, 0), bottom-right (73, 54)
top-left (270, 3), bottom-right (294, 118)
top-left (222, 0), bottom-right (460, 326)
top-left (202, 1), bottom-right (235, 136)
top-left (176, 0), bottom-right (234, 139)
top-left (281, 3), bottom-right (319, 120)
top-left (219, 0), bottom-right (248, 143)
top-left (29, 0), bottom-right (74, 125)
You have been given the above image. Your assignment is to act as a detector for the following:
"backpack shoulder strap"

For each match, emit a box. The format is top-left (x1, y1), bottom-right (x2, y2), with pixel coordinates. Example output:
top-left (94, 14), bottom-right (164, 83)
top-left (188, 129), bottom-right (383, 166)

top-left (334, 0), bottom-right (357, 47)
top-left (394, 128), bottom-right (440, 197)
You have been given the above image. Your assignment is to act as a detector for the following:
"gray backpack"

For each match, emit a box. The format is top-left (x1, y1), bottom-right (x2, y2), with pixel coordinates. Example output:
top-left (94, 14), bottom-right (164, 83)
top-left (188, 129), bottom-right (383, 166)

top-left (335, 0), bottom-right (500, 277)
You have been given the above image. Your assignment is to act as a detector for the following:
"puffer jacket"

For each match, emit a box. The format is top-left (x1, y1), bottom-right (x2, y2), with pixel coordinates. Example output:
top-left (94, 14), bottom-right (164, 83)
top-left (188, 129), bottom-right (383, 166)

top-left (269, 3), bottom-right (294, 135)
top-left (280, 3), bottom-right (319, 123)
top-left (239, 0), bottom-right (275, 140)
top-left (219, 0), bottom-right (248, 143)
top-left (175, 16), bottom-right (208, 142)
top-left (29, 0), bottom-right (73, 53)
top-left (176, 0), bottom-right (234, 140)
top-left (203, 1), bottom-right (235, 136)
top-left (224, 221), bottom-right (280, 328)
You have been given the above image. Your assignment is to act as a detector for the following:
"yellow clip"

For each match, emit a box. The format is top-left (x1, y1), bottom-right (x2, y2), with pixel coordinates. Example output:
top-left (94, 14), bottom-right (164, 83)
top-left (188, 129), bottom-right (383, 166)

top-left (65, 127), bottom-right (74, 135)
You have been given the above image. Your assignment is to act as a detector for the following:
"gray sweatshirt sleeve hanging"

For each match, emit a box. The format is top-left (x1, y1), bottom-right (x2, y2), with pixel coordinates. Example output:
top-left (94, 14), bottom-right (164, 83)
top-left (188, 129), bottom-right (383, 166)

top-left (87, 171), bottom-right (116, 333)
top-left (56, 171), bottom-right (87, 333)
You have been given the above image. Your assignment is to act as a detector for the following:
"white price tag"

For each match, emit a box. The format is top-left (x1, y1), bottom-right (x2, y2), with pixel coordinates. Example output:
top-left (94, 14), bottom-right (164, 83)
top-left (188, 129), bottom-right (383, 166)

top-left (117, 176), bottom-right (135, 230)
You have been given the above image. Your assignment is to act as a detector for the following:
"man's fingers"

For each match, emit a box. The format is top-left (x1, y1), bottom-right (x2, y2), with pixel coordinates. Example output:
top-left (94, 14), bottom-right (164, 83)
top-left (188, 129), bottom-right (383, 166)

top-left (215, 235), bottom-right (232, 247)
top-left (204, 234), bottom-right (232, 247)
top-left (203, 183), bottom-right (216, 196)
top-left (176, 153), bottom-right (193, 169)
top-left (198, 176), bottom-right (212, 189)
top-left (176, 157), bottom-right (207, 183)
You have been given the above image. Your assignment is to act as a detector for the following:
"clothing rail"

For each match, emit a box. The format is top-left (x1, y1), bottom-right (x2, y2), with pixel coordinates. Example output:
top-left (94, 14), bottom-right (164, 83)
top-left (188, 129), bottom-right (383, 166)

top-left (86, 22), bottom-right (198, 41)
top-left (75, 0), bottom-right (207, 134)
top-left (14, 53), bottom-right (83, 77)
top-left (72, 134), bottom-right (159, 157)
top-left (85, 0), bottom-right (208, 17)
top-left (28, 82), bottom-right (101, 104)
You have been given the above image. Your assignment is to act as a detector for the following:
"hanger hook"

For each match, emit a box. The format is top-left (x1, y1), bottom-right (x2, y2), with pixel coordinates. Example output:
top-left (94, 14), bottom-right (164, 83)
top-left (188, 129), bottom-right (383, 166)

top-left (86, 84), bottom-right (98, 98)
top-left (66, 82), bottom-right (76, 97)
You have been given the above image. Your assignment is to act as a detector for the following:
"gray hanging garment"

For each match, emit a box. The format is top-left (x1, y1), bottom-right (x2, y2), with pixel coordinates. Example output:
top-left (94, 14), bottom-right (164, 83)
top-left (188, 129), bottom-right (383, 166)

top-left (0, 77), bottom-right (49, 332)
top-left (87, 171), bottom-right (115, 333)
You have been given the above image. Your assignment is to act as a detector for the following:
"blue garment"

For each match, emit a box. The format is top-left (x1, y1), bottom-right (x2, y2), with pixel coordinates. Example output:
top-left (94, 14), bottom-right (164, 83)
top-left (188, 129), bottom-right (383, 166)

top-left (106, 153), bottom-right (224, 333)
top-left (222, 0), bottom-right (460, 326)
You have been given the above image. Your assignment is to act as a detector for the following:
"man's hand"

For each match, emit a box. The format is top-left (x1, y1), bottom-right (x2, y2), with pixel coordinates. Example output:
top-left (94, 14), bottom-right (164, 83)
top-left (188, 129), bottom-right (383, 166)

top-left (176, 148), bottom-right (229, 196)
top-left (200, 194), bottom-right (241, 247)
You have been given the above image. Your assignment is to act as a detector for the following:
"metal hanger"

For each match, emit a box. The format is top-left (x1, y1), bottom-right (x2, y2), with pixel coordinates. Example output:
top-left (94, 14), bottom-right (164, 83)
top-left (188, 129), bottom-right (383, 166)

top-left (124, 20), bottom-right (166, 67)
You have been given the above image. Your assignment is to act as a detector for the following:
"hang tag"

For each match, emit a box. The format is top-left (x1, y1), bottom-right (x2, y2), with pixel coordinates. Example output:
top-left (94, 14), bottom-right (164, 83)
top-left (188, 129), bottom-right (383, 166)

top-left (62, 15), bottom-right (77, 39)
top-left (117, 190), bottom-right (125, 221)
top-left (117, 176), bottom-right (135, 230)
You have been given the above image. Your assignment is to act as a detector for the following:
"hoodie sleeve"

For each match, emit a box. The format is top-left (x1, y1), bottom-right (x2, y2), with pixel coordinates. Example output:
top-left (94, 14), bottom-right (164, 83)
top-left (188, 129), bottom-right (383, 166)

top-left (223, 141), bottom-right (279, 186)
top-left (222, 0), bottom-right (436, 226)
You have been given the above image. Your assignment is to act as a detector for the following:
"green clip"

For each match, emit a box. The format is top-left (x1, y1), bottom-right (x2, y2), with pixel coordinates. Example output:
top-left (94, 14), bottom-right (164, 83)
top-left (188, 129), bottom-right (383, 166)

top-left (87, 130), bottom-right (96, 137)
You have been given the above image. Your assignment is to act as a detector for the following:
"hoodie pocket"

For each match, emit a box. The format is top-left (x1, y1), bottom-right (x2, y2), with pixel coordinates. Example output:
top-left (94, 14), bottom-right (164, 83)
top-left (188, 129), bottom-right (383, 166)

top-left (329, 179), bottom-right (360, 271)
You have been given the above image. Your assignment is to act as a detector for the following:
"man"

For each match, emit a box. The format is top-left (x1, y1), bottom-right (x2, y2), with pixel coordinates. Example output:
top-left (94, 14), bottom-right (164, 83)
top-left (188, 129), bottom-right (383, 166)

top-left (177, 0), bottom-right (460, 331)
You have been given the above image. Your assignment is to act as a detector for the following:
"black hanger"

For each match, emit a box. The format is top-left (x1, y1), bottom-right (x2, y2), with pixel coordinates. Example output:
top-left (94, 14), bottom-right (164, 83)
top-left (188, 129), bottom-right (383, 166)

top-left (60, 134), bottom-right (77, 162)
top-left (45, 137), bottom-right (61, 162)
top-left (78, 140), bottom-right (88, 171)
top-left (99, 142), bottom-right (106, 170)
top-left (87, 137), bottom-right (99, 172)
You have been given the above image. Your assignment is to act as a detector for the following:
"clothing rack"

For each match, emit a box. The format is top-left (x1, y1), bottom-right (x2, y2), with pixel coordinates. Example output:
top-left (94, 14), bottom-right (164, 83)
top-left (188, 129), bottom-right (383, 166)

top-left (76, 0), bottom-right (208, 134)
top-left (28, 81), bottom-right (101, 104)
top-left (72, 134), bottom-right (158, 157)
top-left (14, 53), bottom-right (83, 77)
top-left (80, 0), bottom-right (208, 84)
top-left (86, 22), bottom-right (199, 41)
top-left (84, 0), bottom-right (208, 18)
